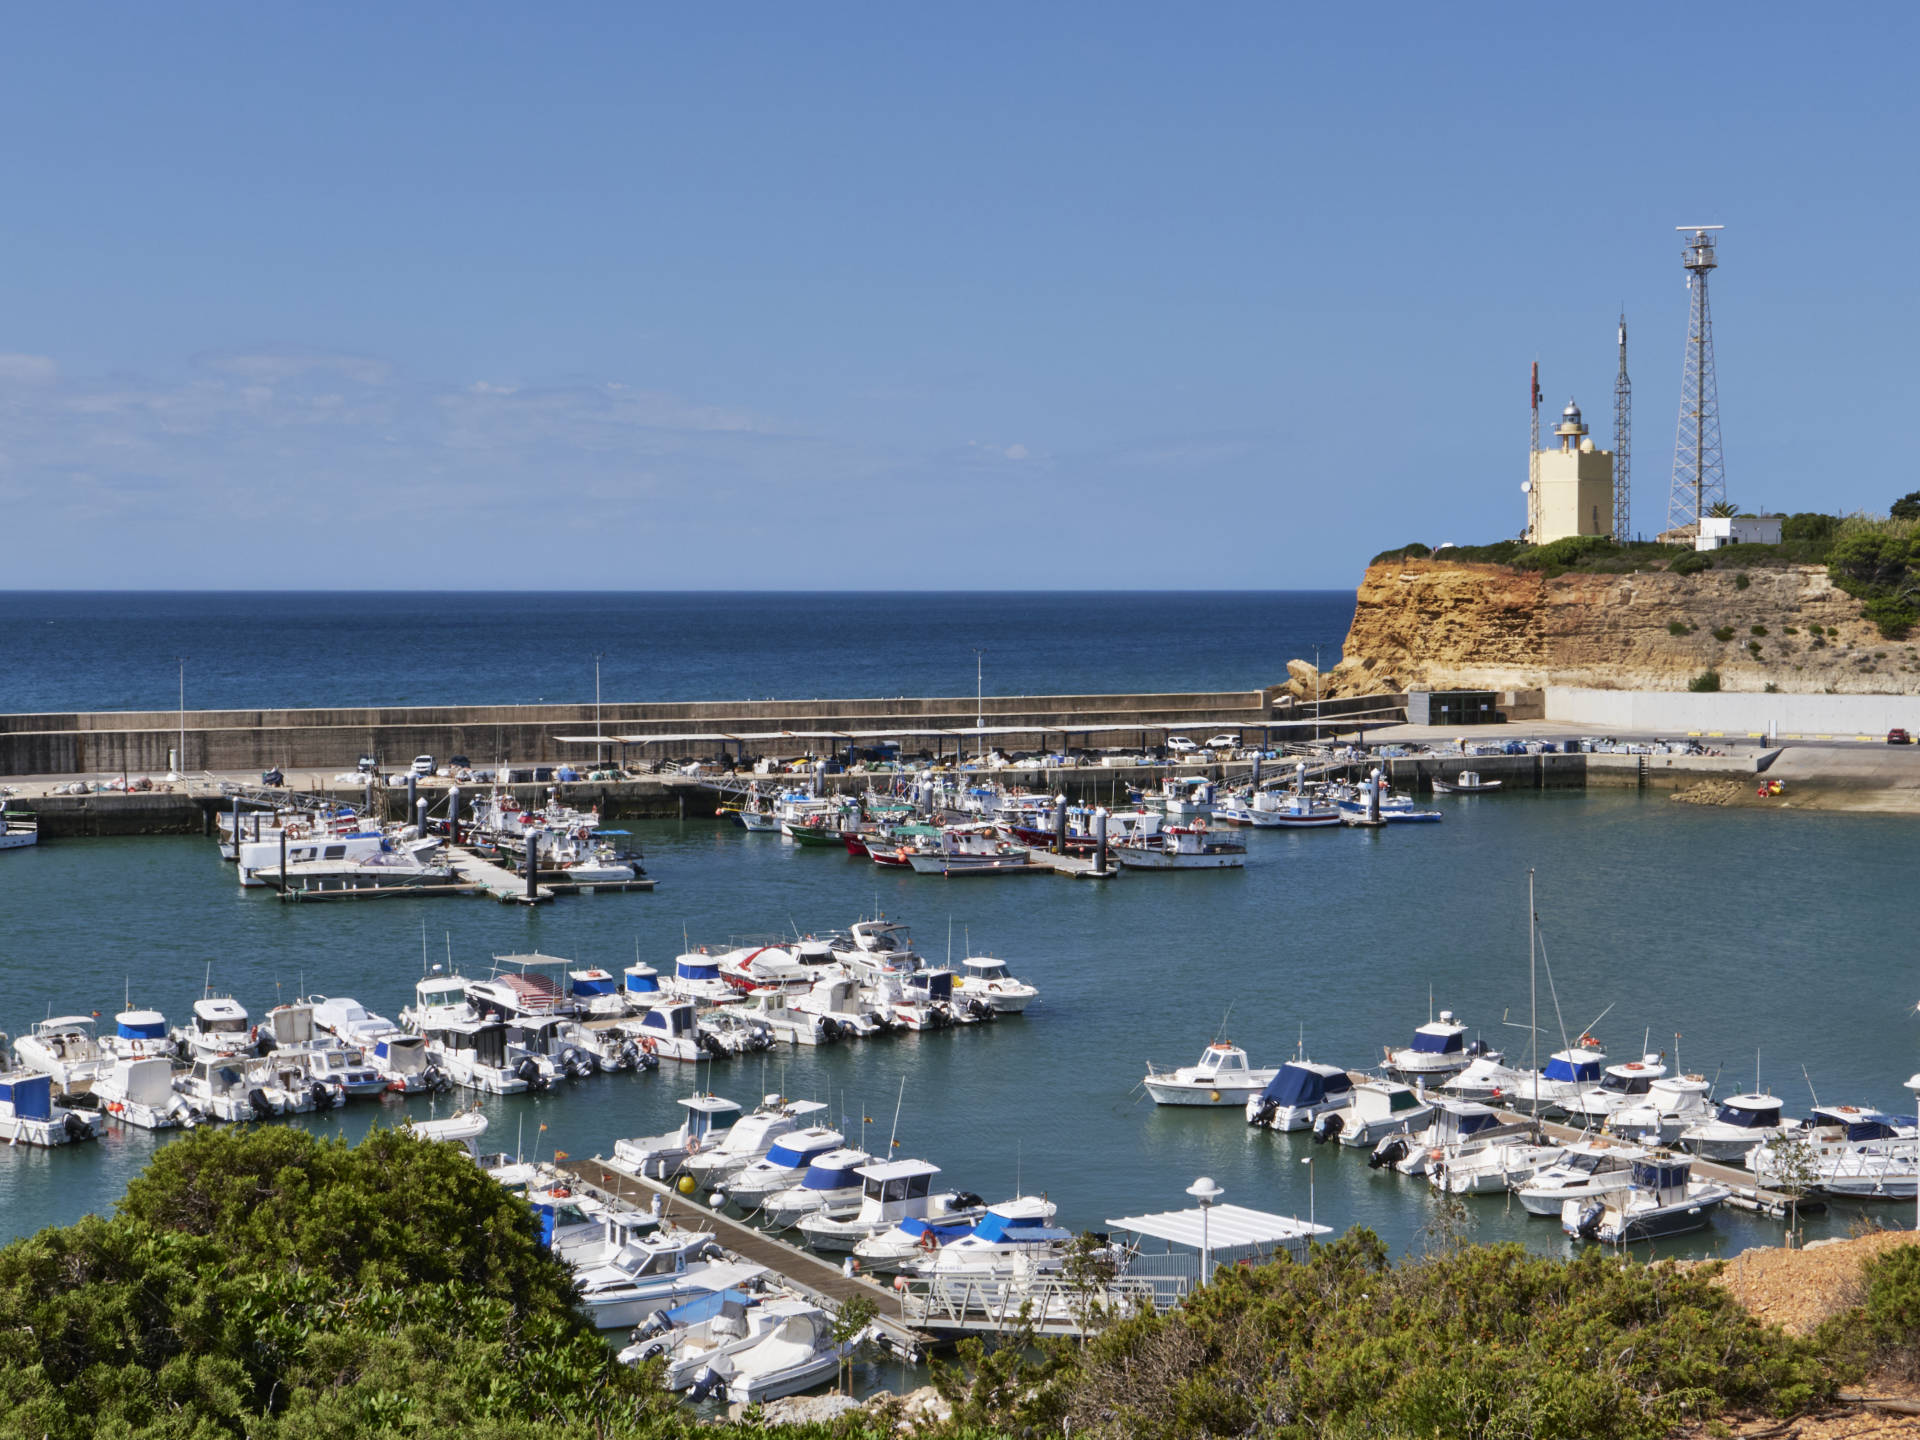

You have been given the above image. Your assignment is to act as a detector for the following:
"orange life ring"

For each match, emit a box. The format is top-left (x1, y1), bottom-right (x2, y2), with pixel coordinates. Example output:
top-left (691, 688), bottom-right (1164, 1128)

top-left (641, 1036), bottom-right (657, 1053)
top-left (918, 1231), bottom-right (938, 1252)
top-left (549, 1186), bottom-right (572, 1199)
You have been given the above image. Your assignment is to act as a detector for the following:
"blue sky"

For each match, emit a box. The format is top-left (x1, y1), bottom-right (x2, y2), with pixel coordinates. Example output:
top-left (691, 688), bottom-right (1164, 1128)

top-left (1, 6), bottom-right (1913, 588)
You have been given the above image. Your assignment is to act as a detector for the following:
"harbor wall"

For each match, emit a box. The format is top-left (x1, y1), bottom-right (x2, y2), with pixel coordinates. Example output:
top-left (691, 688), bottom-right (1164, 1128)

top-left (1545, 687), bottom-right (1920, 738)
top-left (0, 690), bottom-right (1310, 778)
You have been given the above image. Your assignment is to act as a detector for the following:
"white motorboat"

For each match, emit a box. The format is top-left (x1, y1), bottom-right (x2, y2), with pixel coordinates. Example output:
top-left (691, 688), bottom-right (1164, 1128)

top-left (904, 824), bottom-right (1037, 876)
top-left (721, 990), bottom-right (838, 1047)
top-left (0, 1064), bottom-right (101, 1145)
top-left (1369, 1098), bottom-right (1508, 1175)
top-left (1563, 1155), bottom-right (1729, 1244)
top-left (1560, 1055), bottom-right (1670, 1127)
top-left (556, 1016), bottom-right (645, 1071)
top-left (310, 995), bottom-right (401, 1048)
top-left (505, 1015), bottom-right (596, 1084)
top-left (1116, 823), bottom-right (1246, 870)
top-left (620, 1286), bottom-right (786, 1385)
top-left (1144, 1041), bottom-right (1277, 1107)
top-left (11, 1016), bottom-right (104, 1097)
top-left (621, 1001), bottom-right (712, 1064)
top-left (612, 1094), bottom-right (746, 1179)
top-left (853, 1194), bottom-right (1050, 1272)
top-left (721, 1126), bottom-right (846, 1210)
top-left (1246, 1061), bottom-right (1355, 1132)
top-left (1603, 1073), bottom-right (1716, 1145)
top-left (716, 940), bottom-right (841, 994)
top-left (799, 1158), bottom-right (986, 1253)
top-left (1678, 1093), bottom-right (1797, 1162)
top-left (467, 954), bottom-right (581, 1022)
top-left (367, 1032), bottom-right (447, 1093)
top-left (302, 1046), bottom-right (387, 1100)
top-left (1443, 1044), bottom-right (1607, 1115)
top-left (403, 975), bottom-right (530, 1095)
top-left (1248, 789), bottom-right (1342, 827)
top-left (1428, 1135), bottom-right (1563, 1196)
top-left (702, 1011), bottom-right (777, 1055)
top-left (760, 1147), bottom-right (875, 1228)
top-left (718, 1301), bottom-right (846, 1405)
top-left (662, 951), bottom-right (739, 1007)
top-left (403, 1108), bottom-right (491, 1145)
top-left (1328, 1078), bottom-right (1434, 1148)
top-left (572, 1229), bottom-right (766, 1330)
top-left (177, 1053), bottom-right (309, 1121)
top-left (93, 1054), bottom-right (200, 1130)
top-left (790, 974), bottom-right (889, 1038)
top-left (955, 956), bottom-right (1038, 1014)
top-left (1, 805), bottom-right (40, 849)
top-left (565, 968), bottom-right (631, 1018)
top-left (681, 1098), bottom-right (830, 1191)
top-left (1383, 1010), bottom-right (1496, 1084)
top-left (622, 962), bottom-right (666, 1011)
top-left (171, 995), bottom-right (255, 1058)
top-left (235, 827), bottom-right (427, 886)
top-left (903, 1202), bottom-right (1079, 1302)
top-left (1747, 1107), bottom-right (1917, 1198)
top-left (1516, 1139), bottom-right (1650, 1215)
top-left (1432, 771), bottom-right (1501, 794)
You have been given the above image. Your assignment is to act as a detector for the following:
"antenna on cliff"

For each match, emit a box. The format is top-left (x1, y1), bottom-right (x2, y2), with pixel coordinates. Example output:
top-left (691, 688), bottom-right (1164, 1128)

top-left (1668, 226), bottom-right (1728, 536)
top-left (1613, 313), bottom-right (1632, 543)
top-left (1526, 361), bottom-right (1541, 542)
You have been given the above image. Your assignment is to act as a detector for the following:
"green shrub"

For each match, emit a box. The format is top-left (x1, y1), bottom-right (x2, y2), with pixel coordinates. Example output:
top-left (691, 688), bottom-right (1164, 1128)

top-left (1765, 682), bottom-right (1780, 693)
top-left (1690, 670), bottom-right (1723, 692)
top-left (1748, 640), bottom-right (1763, 657)
top-left (1512, 535), bottom-right (1618, 571)
top-left (1893, 492), bottom-right (1920, 522)
top-left (1713, 626), bottom-right (1736, 642)
top-left (1785, 626), bottom-right (1799, 635)
top-left (1783, 511), bottom-right (1838, 544)
top-left (1668, 620), bottom-right (1691, 636)
top-left (1670, 550), bottom-right (1714, 576)
top-left (1735, 572), bottom-right (1751, 590)
top-left (1370, 542), bottom-right (1432, 565)
top-left (1751, 624), bottom-right (1768, 636)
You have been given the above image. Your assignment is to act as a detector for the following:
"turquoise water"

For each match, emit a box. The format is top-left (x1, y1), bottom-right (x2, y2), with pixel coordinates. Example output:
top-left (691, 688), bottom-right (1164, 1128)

top-left (4, 786), bottom-right (1915, 1261)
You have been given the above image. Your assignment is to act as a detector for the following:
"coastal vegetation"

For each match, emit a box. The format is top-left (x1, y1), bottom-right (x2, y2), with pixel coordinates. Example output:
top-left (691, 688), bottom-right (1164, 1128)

top-left (2, 1127), bottom-right (1908, 1440)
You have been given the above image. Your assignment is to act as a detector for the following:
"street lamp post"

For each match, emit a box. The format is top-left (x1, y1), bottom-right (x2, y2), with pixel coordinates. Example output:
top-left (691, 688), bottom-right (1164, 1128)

top-left (974, 649), bottom-right (984, 764)
top-left (1186, 1176), bottom-right (1223, 1288)
top-left (175, 657), bottom-right (188, 780)
top-left (1301, 1155), bottom-right (1315, 1232)
top-left (593, 653), bottom-right (603, 765)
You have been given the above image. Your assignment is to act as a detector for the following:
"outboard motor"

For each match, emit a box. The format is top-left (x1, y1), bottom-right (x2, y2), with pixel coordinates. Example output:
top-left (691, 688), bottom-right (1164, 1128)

top-left (1369, 1136), bottom-right (1408, 1170)
top-left (248, 1088), bottom-right (276, 1120)
top-left (949, 1192), bottom-right (985, 1211)
top-left (62, 1112), bottom-right (91, 1141)
top-left (697, 1032), bottom-right (724, 1058)
top-left (1575, 1201), bottom-right (1606, 1238)
top-left (819, 1018), bottom-right (841, 1043)
top-left (309, 1081), bottom-right (336, 1111)
top-left (1250, 1099), bottom-right (1279, 1129)
top-left (1312, 1112), bottom-right (1343, 1145)
top-left (515, 1056), bottom-right (548, 1091)
top-left (617, 1040), bottom-right (640, 1071)
top-left (562, 1047), bottom-right (594, 1079)
top-left (427, 1064), bottom-right (453, 1094)
top-left (635, 1310), bottom-right (673, 1341)
top-left (633, 1337), bottom-right (669, 1364)
top-left (965, 998), bottom-right (995, 1022)
top-left (635, 1049), bottom-right (660, 1073)
top-left (687, 1365), bottom-right (721, 1403)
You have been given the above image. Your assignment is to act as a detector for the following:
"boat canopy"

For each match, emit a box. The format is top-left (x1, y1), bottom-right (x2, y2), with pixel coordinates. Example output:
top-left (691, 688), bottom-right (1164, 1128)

top-left (1715, 1099), bottom-right (1782, 1128)
top-left (898, 1216), bottom-right (975, 1242)
top-left (660, 1288), bottom-right (754, 1329)
top-left (623, 965), bottom-right (661, 994)
top-left (568, 970), bottom-right (617, 996)
top-left (1410, 1025), bottom-right (1465, 1055)
top-left (116, 1012), bottom-right (167, 1040)
top-left (1262, 1062), bottom-right (1354, 1107)
top-left (969, 1211), bottom-right (1072, 1244)
top-left (1544, 1052), bottom-right (1604, 1084)
top-left (0, 1072), bottom-right (53, 1121)
top-left (676, 957), bottom-right (721, 981)
top-left (766, 1137), bottom-right (838, 1169)
top-left (802, 1158), bottom-right (867, 1190)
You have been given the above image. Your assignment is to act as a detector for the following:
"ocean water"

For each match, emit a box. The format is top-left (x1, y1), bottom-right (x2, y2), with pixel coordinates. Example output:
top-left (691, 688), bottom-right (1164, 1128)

top-left (3, 788), bottom-right (1916, 1265)
top-left (0, 591), bottom-right (1357, 713)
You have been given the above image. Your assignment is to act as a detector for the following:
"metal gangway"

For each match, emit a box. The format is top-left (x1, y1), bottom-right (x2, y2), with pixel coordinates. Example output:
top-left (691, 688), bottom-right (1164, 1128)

top-left (898, 1273), bottom-right (1175, 1339)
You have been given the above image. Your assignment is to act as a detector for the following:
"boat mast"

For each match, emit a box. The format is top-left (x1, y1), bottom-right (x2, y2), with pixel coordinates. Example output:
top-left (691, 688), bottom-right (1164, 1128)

top-left (1529, 869), bottom-right (1538, 1117)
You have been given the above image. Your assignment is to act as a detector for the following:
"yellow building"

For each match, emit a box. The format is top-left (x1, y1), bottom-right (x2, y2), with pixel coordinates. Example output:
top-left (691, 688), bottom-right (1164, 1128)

top-left (1526, 400), bottom-right (1615, 544)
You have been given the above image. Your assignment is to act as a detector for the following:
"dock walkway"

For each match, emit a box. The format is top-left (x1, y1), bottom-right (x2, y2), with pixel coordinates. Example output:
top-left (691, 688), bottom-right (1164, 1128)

top-left (560, 1156), bottom-right (933, 1359)
top-left (446, 845), bottom-right (553, 904)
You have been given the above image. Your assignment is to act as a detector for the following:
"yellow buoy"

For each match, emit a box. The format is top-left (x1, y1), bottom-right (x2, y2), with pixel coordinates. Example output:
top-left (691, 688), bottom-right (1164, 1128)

top-left (1210, 1090), bottom-right (1222, 1103)
top-left (676, 1175), bottom-right (696, 1195)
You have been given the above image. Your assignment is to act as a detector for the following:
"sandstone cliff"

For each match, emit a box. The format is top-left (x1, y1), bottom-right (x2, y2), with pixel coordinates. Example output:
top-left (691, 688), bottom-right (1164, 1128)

top-left (1306, 560), bottom-right (1920, 697)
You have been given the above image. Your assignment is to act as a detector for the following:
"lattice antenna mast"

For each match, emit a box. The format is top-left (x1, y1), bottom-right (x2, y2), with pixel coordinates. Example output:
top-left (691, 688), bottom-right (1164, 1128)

top-left (1667, 227), bottom-right (1726, 533)
top-left (1527, 361), bottom-right (1541, 542)
top-left (1613, 314), bottom-right (1631, 542)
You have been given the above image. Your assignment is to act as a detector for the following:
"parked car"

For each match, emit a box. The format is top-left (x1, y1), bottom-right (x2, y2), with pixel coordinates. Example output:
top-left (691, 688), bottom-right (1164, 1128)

top-left (410, 754), bottom-right (435, 776)
top-left (1166, 736), bottom-right (1198, 754)
top-left (1205, 734), bottom-right (1240, 751)
top-left (260, 767), bottom-right (284, 786)
top-left (1890, 729), bottom-right (1912, 745)
top-left (356, 754), bottom-right (377, 774)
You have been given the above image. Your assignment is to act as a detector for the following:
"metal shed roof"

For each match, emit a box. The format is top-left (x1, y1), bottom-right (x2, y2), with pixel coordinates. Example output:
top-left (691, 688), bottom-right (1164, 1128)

top-left (1105, 1203), bottom-right (1331, 1250)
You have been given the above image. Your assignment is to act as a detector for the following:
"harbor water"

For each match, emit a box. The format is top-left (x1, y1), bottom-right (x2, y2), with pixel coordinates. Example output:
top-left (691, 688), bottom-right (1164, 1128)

top-left (4, 786), bottom-right (1915, 1262)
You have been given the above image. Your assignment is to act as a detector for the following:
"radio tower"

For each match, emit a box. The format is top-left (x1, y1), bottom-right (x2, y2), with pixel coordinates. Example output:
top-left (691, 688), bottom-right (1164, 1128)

top-left (1667, 226), bottom-right (1726, 534)
top-left (1612, 314), bottom-right (1631, 542)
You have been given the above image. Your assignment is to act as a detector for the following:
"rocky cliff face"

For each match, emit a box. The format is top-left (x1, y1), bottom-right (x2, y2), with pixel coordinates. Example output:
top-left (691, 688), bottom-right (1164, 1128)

top-left (1312, 560), bottom-right (1920, 696)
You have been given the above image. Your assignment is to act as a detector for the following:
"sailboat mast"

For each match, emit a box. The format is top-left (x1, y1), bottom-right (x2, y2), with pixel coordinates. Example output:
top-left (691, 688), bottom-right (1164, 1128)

top-left (1529, 869), bottom-right (1538, 1115)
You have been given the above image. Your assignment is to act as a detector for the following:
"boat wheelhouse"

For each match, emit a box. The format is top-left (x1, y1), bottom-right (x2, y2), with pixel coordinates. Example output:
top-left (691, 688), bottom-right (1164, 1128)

top-left (1144, 1041), bottom-right (1277, 1107)
top-left (1383, 1010), bottom-right (1488, 1082)
top-left (1678, 1093), bottom-right (1794, 1161)
top-left (1563, 1155), bottom-right (1729, 1244)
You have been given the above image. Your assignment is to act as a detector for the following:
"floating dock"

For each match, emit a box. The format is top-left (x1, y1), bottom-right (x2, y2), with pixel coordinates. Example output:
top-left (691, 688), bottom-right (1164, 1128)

top-left (559, 1156), bottom-right (933, 1358)
top-left (445, 845), bottom-right (554, 904)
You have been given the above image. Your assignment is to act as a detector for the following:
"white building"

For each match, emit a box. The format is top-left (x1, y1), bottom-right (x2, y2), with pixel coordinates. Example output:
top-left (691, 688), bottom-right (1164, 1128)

top-left (1694, 515), bottom-right (1784, 551)
top-left (1526, 400), bottom-right (1614, 545)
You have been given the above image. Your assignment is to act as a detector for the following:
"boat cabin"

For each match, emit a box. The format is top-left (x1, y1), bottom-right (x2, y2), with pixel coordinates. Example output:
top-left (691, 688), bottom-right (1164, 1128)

top-left (1190, 1043), bottom-right (1251, 1079)
top-left (191, 997), bottom-right (251, 1043)
top-left (623, 964), bottom-right (662, 999)
top-left (411, 976), bottom-right (471, 1020)
top-left (426, 1020), bottom-right (510, 1070)
top-left (634, 1003), bottom-right (700, 1042)
top-left (505, 1016), bottom-right (571, 1056)
top-left (113, 1011), bottom-right (169, 1047)
top-left (1811, 1106), bottom-right (1911, 1143)
top-left (1543, 1049), bottom-right (1605, 1086)
top-left (469, 954), bottom-right (574, 1019)
top-left (1713, 1096), bottom-right (1784, 1129)
top-left (852, 1158), bottom-right (941, 1220)
top-left (1630, 1157), bottom-right (1694, 1205)
top-left (1424, 1099), bottom-right (1504, 1143)
top-left (676, 1094), bottom-right (742, 1145)
top-left (373, 1034), bottom-right (430, 1076)
top-left (674, 954), bottom-right (724, 984)
top-left (1598, 1060), bottom-right (1662, 1097)
top-left (763, 1131), bottom-right (841, 1174)
top-left (0, 1070), bottom-right (54, 1122)
top-left (1407, 1016), bottom-right (1467, 1056)
top-left (962, 957), bottom-right (1015, 983)
top-left (798, 1149), bottom-right (870, 1192)
top-left (266, 1003), bottom-right (316, 1049)
top-left (568, 968), bottom-right (620, 1002)
top-left (902, 969), bottom-right (954, 1004)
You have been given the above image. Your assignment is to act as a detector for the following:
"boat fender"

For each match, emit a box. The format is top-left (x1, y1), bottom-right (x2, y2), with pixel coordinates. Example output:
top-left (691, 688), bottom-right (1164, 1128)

top-left (893, 1275), bottom-right (908, 1292)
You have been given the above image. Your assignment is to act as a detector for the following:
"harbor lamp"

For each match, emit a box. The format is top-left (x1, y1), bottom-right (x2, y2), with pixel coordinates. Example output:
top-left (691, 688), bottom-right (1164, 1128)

top-left (1301, 1155), bottom-right (1315, 1231)
top-left (1186, 1176), bottom-right (1223, 1285)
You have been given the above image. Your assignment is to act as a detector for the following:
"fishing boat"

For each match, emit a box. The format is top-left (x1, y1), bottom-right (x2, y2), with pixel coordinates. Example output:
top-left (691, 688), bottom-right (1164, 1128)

top-left (0, 806), bottom-right (40, 850)
top-left (760, 1147), bottom-right (877, 1228)
top-left (1383, 1010), bottom-right (1495, 1084)
top-left (1603, 1073), bottom-right (1716, 1145)
top-left (1678, 1093), bottom-right (1797, 1162)
top-left (1325, 1078), bottom-right (1433, 1148)
top-left (1115, 823), bottom-right (1246, 870)
top-left (571, 1230), bottom-right (765, 1330)
top-left (611, 1094), bottom-right (745, 1179)
top-left (682, 1098), bottom-right (830, 1192)
top-left (92, 1054), bottom-right (201, 1130)
top-left (1249, 789), bottom-right (1342, 827)
top-left (905, 825), bottom-right (1038, 876)
top-left (719, 1126), bottom-right (846, 1209)
top-left (955, 956), bottom-right (1038, 1014)
top-left (1159, 777), bottom-right (1216, 820)
top-left (1432, 771), bottom-right (1501, 794)
top-left (619, 1002), bottom-right (712, 1063)
top-left (1428, 1133), bottom-right (1563, 1196)
top-left (0, 1064), bottom-right (101, 1145)
top-left (1371, 1098), bottom-right (1508, 1175)
top-left (797, 1159), bottom-right (985, 1253)
top-left (171, 995), bottom-right (256, 1058)
top-left (11, 1016), bottom-right (104, 1097)
top-left (1559, 1055), bottom-right (1671, 1127)
top-left (1515, 1139), bottom-right (1649, 1215)
top-left (1246, 1061), bottom-right (1355, 1132)
top-left (715, 1301), bottom-right (848, 1405)
top-left (402, 974), bottom-right (532, 1094)
top-left (1144, 1041), bottom-right (1277, 1107)
top-left (1562, 1155), bottom-right (1729, 1244)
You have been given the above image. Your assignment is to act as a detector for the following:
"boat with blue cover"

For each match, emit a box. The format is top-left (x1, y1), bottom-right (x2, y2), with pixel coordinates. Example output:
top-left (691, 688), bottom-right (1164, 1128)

top-left (760, 1146), bottom-right (876, 1228)
top-left (1383, 1009), bottom-right (1495, 1084)
top-left (1246, 1060), bottom-right (1355, 1132)
top-left (721, 1126), bottom-right (846, 1208)
top-left (0, 1063), bottom-right (101, 1146)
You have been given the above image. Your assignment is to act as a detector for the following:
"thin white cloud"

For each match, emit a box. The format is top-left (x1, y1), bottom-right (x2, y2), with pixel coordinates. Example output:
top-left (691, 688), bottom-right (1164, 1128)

top-left (195, 350), bottom-right (393, 386)
top-left (0, 353), bottom-right (57, 383)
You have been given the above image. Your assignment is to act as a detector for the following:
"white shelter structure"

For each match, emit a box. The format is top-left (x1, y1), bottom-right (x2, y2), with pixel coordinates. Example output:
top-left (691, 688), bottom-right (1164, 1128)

top-left (1106, 1200), bottom-right (1331, 1303)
